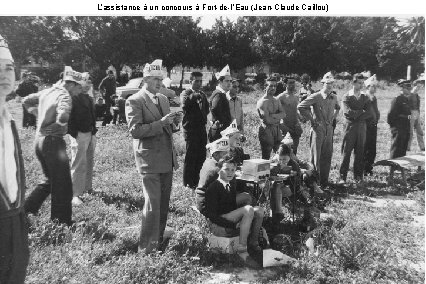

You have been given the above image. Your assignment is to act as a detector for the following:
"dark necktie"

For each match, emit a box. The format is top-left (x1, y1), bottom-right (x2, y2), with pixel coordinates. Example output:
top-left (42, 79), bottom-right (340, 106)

top-left (225, 184), bottom-right (230, 191)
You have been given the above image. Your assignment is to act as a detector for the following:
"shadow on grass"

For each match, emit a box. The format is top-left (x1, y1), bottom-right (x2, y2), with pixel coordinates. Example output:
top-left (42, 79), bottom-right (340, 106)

top-left (96, 191), bottom-right (144, 213)
top-left (93, 238), bottom-right (139, 265)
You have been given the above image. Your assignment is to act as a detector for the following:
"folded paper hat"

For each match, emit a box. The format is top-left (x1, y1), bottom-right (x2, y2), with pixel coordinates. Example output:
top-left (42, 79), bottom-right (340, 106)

top-left (220, 119), bottom-right (240, 137)
top-left (215, 64), bottom-right (231, 80)
top-left (0, 34), bottom-right (13, 62)
top-left (397, 79), bottom-right (411, 86)
top-left (364, 74), bottom-right (378, 87)
top-left (206, 137), bottom-right (229, 154)
top-left (281, 132), bottom-right (293, 145)
top-left (143, 59), bottom-right (164, 78)
top-left (63, 66), bottom-right (83, 85)
top-left (320, 71), bottom-right (335, 83)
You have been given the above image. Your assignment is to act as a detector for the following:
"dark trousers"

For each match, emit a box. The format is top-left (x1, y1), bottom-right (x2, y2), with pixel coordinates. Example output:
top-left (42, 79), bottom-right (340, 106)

top-left (364, 124), bottom-right (377, 174)
top-left (280, 123), bottom-right (302, 154)
top-left (340, 123), bottom-right (366, 181)
top-left (113, 109), bottom-right (126, 125)
top-left (390, 126), bottom-right (409, 159)
top-left (183, 132), bottom-right (207, 188)
top-left (259, 124), bottom-right (282, 160)
top-left (102, 98), bottom-right (113, 126)
top-left (22, 105), bottom-right (36, 128)
top-left (0, 211), bottom-right (29, 284)
top-left (25, 136), bottom-right (73, 225)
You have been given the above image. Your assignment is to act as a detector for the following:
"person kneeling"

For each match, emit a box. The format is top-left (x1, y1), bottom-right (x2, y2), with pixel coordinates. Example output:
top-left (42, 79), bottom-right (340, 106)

top-left (205, 154), bottom-right (264, 263)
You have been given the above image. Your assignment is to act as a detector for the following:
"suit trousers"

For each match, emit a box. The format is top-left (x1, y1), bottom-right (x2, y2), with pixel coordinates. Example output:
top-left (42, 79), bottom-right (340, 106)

top-left (364, 124), bottom-right (377, 174)
top-left (139, 172), bottom-right (173, 253)
top-left (25, 136), bottom-right (73, 225)
top-left (309, 125), bottom-right (333, 186)
top-left (183, 131), bottom-right (207, 188)
top-left (0, 211), bottom-right (29, 284)
top-left (408, 110), bottom-right (425, 151)
top-left (339, 122), bottom-right (366, 181)
top-left (70, 132), bottom-right (96, 197)
top-left (390, 126), bottom-right (409, 159)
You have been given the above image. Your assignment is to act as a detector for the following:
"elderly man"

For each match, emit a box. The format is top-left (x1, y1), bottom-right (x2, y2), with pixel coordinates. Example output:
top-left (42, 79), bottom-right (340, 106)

top-left (277, 76), bottom-right (303, 154)
top-left (298, 72), bottom-right (340, 187)
top-left (125, 59), bottom-right (182, 253)
top-left (98, 70), bottom-right (116, 126)
top-left (338, 74), bottom-right (372, 184)
top-left (68, 73), bottom-right (98, 205)
top-left (208, 65), bottom-right (232, 142)
top-left (227, 78), bottom-right (244, 132)
top-left (0, 34), bottom-right (29, 284)
top-left (256, 76), bottom-right (286, 159)
top-left (181, 71), bottom-right (209, 189)
top-left (364, 74), bottom-right (381, 175)
top-left (23, 66), bottom-right (82, 226)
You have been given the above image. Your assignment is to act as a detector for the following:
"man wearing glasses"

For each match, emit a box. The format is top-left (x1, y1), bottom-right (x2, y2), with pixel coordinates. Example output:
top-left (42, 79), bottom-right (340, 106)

top-left (298, 72), bottom-right (340, 188)
top-left (227, 78), bottom-right (244, 133)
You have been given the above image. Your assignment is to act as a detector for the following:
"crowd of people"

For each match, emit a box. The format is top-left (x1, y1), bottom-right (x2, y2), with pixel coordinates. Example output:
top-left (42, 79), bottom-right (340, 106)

top-left (1, 29), bottom-right (425, 281)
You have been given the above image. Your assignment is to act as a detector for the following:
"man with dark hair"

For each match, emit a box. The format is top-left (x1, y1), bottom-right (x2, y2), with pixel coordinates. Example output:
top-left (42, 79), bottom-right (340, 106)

top-left (23, 66), bottom-right (83, 226)
top-left (98, 70), bottom-right (116, 126)
top-left (180, 71), bottom-right (210, 189)
top-left (0, 34), bottom-right (29, 284)
top-left (299, 73), bottom-right (315, 102)
top-left (338, 73), bottom-right (372, 184)
top-left (16, 72), bottom-right (39, 127)
top-left (298, 72), bottom-right (340, 187)
top-left (277, 76), bottom-right (303, 154)
top-left (208, 65), bottom-right (232, 142)
top-left (256, 76), bottom-right (286, 159)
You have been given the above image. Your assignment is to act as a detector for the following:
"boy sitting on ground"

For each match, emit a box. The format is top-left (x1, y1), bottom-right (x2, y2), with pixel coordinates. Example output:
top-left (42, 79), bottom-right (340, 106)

top-left (204, 154), bottom-right (264, 262)
top-left (196, 138), bottom-right (251, 216)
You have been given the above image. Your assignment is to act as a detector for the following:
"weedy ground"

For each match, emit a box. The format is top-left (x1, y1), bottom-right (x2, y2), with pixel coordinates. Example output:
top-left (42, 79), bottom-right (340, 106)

top-left (7, 81), bottom-right (424, 283)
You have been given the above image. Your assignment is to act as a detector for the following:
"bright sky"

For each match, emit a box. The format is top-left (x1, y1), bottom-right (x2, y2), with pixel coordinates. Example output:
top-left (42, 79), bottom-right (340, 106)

top-left (195, 15), bottom-right (240, 30)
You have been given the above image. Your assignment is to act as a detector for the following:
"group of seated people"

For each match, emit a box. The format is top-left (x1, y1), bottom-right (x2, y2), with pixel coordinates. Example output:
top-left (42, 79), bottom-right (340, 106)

top-left (194, 120), bottom-right (323, 264)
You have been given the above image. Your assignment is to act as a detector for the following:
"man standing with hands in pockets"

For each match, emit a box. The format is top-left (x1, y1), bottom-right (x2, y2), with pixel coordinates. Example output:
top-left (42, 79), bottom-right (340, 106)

top-left (125, 59), bottom-right (182, 254)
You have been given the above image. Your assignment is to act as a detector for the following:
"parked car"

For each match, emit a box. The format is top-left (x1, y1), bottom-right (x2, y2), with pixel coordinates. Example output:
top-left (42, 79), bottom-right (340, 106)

top-left (115, 77), bottom-right (180, 106)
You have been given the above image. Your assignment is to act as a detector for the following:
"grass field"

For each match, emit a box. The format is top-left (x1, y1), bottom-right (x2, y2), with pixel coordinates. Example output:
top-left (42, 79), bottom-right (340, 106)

top-left (6, 81), bottom-right (425, 283)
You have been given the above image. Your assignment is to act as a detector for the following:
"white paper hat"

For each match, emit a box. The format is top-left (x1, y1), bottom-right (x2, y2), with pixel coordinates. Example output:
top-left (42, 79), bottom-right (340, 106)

top-left (162, 77), bottom-right (172, 88)
top-left (63, 66), bottom-right (83, 85)
top-left (281, 132), bottom-right (293, 145)
top-left (220, 119), bottom-right (240, 137)
top-left (215, 64), bottom-right (231, 80)
top-left (143, 59), bottom-right (164, 78)
top-left (206, 137), bottom-right (229, 154)
top-left (364, 74), bottom-right (378, 87)
top-left (0, 34), bottom-right (13, 62)
top-left (320, 71), bottom-right (335, 83)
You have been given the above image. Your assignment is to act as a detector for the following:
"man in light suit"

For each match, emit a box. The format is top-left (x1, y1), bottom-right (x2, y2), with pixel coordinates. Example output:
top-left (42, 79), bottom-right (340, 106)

top-left (125, 59), bottom-right (182, 254)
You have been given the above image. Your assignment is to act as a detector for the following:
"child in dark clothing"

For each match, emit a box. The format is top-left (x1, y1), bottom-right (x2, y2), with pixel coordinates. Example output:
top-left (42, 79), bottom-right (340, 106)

top-left (205, 154), bottom-right (264, 261)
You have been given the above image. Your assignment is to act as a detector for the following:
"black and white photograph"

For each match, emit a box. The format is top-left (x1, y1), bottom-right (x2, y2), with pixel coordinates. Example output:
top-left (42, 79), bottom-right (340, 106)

top-left (1, 3), bottom-right (425, 282)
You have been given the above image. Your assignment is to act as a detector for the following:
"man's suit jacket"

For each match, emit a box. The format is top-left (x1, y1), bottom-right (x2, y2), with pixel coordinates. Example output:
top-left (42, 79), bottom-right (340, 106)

top-left (180, 89), bottom-right (209, 136)
top-left (0, 120), bottom-right (26, 218)
top-left (125, 88), bottom-right (178, 174)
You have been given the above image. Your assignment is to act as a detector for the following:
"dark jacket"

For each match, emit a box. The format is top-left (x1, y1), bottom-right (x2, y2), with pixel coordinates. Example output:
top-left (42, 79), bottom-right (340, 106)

top-left (0, 120), bottom-right (26, 219)
top-left (16, 80), bottom-right (38, 98)
top-left (387, 94), bottom-right (411, 129)
top-left (209, 90), bottom-right (232, 129)
top-left (205, 179), bottom-right (238, 229)
top-left (181, 89), bottom-right (209, 136)
top-left (98, 76), bottom-right (116, 97)
top-left (68, 93), bottom-right (97, 138)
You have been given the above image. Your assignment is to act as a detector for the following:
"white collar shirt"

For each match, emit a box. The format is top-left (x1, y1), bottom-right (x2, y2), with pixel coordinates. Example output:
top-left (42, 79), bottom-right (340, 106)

top-left (0, 108), bottom-right (18, 203)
